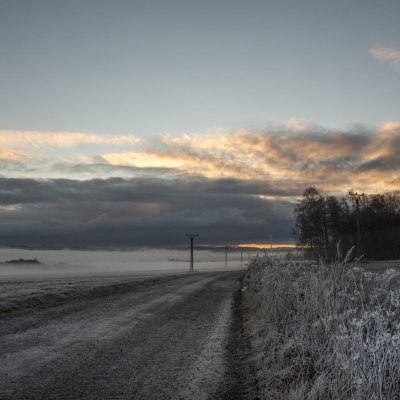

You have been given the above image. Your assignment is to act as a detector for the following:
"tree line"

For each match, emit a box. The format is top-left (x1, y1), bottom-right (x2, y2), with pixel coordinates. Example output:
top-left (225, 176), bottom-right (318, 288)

top-left (291, 187), bottom-right (400, 261)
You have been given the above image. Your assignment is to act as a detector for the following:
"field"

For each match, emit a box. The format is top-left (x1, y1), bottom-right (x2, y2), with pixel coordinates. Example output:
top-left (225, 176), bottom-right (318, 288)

top-left (0, 247), bottom-right (249, 317)
top-left (363, 259), bottom-right (400, 273)
top-left (0, 273), bottom-right (185, 316)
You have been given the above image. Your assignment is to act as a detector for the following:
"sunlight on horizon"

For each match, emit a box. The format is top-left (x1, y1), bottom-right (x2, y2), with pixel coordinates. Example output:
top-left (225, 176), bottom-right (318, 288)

top-left (238, 244), bottom-right (297, 249)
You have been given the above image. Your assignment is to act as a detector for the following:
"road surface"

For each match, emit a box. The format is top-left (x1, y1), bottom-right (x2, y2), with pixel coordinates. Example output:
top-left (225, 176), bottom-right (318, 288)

top-left (0, 271), bottom-right (246, 399)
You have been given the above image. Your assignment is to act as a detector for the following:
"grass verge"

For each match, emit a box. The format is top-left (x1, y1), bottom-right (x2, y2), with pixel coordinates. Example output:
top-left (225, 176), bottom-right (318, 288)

top-left (242, 249), bottom-right (400, 399)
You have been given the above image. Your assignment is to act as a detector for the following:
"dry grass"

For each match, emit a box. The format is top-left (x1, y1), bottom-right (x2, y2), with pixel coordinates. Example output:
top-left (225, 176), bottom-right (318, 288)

top-left (242, 248), bottom-right (400, 399)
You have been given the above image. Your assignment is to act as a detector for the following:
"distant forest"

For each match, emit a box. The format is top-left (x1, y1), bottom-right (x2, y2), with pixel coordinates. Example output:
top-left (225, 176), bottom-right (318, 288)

top-left (292, 187), bottom-right (400, 261)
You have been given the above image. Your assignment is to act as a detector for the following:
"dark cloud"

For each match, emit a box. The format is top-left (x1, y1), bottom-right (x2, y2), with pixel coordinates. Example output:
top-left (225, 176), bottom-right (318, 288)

top-left (0, 177), bottom-right (295, 248)
top-left (0, 177), bottom-right (302, 207)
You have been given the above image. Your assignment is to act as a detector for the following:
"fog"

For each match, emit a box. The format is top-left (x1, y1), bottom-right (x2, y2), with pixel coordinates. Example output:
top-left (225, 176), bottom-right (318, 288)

top-left (0, 247), bottom-right (260, 279)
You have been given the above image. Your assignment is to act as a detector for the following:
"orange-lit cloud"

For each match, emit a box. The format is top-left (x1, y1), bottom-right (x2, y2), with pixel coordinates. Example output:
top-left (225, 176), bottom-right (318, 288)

top-left (101, 149), bottom-right (267, 180)
top-left (370, 46), bottom-right (400, 73)
top-left (1, 123), bottom-right (400, 196)
top-left (0, 130), bottom-right (140, 149)
top-left (101, 122), bottom-right (400, 195)
top-left (0, 147), bottom-right (42, 162)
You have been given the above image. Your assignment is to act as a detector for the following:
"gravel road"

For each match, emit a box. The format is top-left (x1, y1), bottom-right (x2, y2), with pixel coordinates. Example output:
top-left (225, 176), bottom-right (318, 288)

top-left (0, 271), bottom-right (246, 399)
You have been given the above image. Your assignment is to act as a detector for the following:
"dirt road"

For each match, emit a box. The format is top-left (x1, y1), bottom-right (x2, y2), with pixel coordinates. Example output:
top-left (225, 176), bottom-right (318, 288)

top-left (0, 271), bottom-right (245, 399)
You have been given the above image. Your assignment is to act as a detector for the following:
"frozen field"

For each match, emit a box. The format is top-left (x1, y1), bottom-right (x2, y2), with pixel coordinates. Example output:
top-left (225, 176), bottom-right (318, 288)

top-left (0, 247), bottom-right (246, 316)
top-left (0, 247), bottom-right (247, 278)
top-left (361, 259), bottom-right (400, 273)
top-left (0, 273), bottom-right (184, 316)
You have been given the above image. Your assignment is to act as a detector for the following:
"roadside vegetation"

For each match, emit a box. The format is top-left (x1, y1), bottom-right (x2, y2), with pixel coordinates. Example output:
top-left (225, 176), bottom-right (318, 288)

top-left (243, 249), bottom-right (400, 399)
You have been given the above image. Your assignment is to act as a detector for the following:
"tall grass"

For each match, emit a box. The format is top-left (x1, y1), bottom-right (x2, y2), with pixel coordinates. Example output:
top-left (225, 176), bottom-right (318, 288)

top-left (243, 248), bottom-right (400, 399)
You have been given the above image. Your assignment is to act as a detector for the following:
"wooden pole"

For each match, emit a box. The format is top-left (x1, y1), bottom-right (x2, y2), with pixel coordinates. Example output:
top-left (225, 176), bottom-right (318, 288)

top-left (186, 234), bottom-right (198, 272)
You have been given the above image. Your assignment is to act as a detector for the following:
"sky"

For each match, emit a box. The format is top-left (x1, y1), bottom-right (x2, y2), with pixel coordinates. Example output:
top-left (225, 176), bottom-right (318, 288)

top-left (0, 0), bottom-right (399, 248)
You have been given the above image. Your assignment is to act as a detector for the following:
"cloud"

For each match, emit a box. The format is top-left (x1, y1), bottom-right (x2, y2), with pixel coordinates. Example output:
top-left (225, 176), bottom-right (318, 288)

top-left (101, 149), bottom-right (266, 180)
top-left (1, 121), bottom-right (400, 247)
top-left (0, 147), bottom-right (42, 163)
top-left (0, 147), bottom-right (47, 177)
top-left (2, 122), bottom-right (400, 195)
top-left (0, 130), bottom-right (141, 149)
top-left (99, 122), bottom-right (400, 194)
top-left (369, 46), bottom-right (400, 73)
top-left (0, 177), bottom-right (294, 247)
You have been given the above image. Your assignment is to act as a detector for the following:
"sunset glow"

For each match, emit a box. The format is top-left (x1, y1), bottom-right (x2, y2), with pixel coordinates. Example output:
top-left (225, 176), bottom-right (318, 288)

top-left (2, 123), bottom-right (400, 194)
top-left (238, 244), bottom-right (297, 250)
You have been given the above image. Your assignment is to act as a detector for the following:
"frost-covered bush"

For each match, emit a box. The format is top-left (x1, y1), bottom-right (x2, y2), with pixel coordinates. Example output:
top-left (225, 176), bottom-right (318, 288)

top-left (243, 248), bottom-right (400, 399)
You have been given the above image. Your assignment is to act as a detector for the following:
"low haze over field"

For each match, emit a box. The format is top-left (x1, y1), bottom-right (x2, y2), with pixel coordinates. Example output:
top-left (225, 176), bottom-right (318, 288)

top-left (0, 247), bottom-right (251, 277)
top-left (0, 1), bottom-right (399, 248)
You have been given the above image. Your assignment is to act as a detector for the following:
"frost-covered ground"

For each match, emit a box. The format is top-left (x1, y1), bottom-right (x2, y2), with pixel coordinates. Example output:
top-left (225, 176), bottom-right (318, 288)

top-left (0, 248), bottom-right (247, 316)
top-left (0, 274), bottom-right (182, 316)
top-left (243, 250), bottom-right (400, 400)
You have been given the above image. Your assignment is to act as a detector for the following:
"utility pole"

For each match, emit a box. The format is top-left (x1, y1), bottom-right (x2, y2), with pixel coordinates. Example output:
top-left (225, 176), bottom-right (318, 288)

top-left (225, 246), bottom-right (228, 269)
top-left (241, 251), bottom-right (243, 268)
top-left (349, 191), bottom-right (365, 257)
top-left (186, 234), bottom-right (198, 272)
